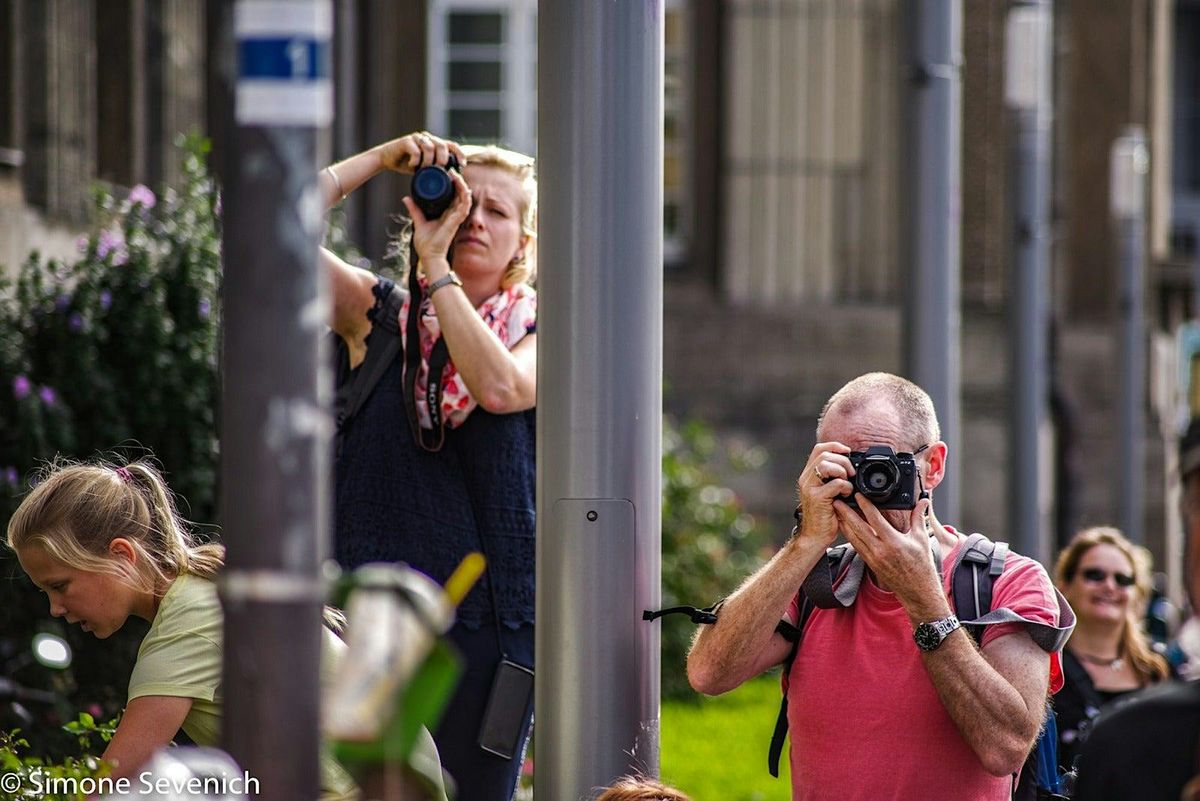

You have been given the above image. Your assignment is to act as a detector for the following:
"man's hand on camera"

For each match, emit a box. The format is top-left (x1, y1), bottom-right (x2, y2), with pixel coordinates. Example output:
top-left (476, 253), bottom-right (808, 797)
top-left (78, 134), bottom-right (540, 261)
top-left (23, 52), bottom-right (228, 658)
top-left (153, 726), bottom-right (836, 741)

top-left (794, 442), bottom-right (855, 546)
top-left (402, 171), bottom-right (472, 281)
top-left (834, 496), bottom-right (947, 616)
top-left (378, 132), bottom-right (467, 174)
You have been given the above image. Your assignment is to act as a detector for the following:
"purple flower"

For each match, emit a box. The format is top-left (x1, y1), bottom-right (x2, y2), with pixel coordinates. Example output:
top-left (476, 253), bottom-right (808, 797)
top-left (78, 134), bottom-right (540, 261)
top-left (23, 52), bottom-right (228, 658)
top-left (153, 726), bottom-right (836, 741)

top-left (3, 467), bottom-right (17, 488)
top-left (68, 313), bottom-right (83, 332)
top-left (12, 374), bottom-right (31, 400)
top-left (38, 386), bottom-right (57, 406)
top-left (112, 247), bottom-right (128, 266)
top-left (99, 290), bottom-right (113, 311)
top-left (76, 235), bottom-right (89, 254)
top-left (55, 294), bottom-right (71, 312)
top-left (97, 229), bottom-right (124, 260)
top-left (128, 184), bottom-right (157, 209)
top-left (198, 298), bottom-right (211, 319)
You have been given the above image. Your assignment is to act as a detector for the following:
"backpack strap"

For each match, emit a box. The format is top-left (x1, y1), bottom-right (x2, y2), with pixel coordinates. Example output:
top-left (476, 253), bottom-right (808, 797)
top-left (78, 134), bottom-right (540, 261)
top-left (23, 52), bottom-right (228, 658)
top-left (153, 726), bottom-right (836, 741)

top-left (800, 543), bottom-right (863, 609)
top-left (334, 282), bottom-right (406, 458)
top-left (948, 533), bottom-right (1073, 653)
top-left (768, 593), bottom-right (814, 778)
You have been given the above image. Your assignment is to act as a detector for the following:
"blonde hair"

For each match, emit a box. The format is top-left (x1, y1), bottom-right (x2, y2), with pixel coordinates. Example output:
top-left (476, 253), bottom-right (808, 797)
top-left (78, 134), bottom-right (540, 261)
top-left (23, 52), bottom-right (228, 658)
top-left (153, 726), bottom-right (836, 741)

top-left (1054, 526), bottom-right (1169, 683)
top-left (817, 372), bottom-right (941, 450)
top-left (394, 143), bottom-right (538, 289)
top-left (6, 458), bottom-right (223, 595)
top-left (595, 777), bottom-right (692, 801)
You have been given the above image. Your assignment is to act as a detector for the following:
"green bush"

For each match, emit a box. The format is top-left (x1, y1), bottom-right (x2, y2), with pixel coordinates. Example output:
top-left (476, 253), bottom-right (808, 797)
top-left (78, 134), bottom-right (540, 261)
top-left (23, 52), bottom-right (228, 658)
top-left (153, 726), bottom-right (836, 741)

top-left (660, 418), bottom-right (772, 699)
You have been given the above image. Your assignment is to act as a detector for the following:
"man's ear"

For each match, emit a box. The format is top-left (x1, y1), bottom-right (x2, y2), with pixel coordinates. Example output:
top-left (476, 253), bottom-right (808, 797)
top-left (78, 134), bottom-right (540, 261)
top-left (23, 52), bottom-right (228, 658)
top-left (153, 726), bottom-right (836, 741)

top-left (922, 441), bottom-right (949, 491)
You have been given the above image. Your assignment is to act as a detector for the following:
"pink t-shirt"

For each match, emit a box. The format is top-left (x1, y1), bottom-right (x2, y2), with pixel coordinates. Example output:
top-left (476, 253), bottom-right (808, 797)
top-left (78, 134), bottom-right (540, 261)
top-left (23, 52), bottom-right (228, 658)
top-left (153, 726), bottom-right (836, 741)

top-left (782, 529), bottom-right (1060, 801)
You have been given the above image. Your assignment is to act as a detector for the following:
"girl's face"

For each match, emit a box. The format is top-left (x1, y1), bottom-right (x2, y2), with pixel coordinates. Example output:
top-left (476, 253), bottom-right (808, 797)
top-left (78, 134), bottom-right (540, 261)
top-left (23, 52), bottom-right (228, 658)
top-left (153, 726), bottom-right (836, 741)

top-left (451, 164), bottom-right (529, 288)
top-left (17, 544), bottom-right (140, 639)
top-left (1066, 543), bottom-right (1138, 626)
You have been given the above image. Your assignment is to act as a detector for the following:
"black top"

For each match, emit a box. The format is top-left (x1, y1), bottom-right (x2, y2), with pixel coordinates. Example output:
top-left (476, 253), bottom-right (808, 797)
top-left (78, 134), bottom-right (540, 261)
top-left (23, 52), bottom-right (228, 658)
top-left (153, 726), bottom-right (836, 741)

top-left (1073, 679), bottom-right (1200, 801)
top-left (333, 279), bottom-right (536, 628)
top-left (1055, 650), bottom-right (1140, 775)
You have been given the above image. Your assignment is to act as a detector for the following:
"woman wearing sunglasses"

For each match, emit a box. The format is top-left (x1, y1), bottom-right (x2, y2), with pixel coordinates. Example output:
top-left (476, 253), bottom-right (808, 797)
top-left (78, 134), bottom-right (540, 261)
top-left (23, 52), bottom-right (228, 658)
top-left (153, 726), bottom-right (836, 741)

top-left (1052, 526), bottom-right (1171, 778)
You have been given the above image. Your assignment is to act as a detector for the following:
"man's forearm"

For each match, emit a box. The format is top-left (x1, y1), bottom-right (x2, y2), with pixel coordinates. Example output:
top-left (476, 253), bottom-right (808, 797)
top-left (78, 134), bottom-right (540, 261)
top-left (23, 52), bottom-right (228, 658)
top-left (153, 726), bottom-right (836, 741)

top-left (918, 630), bottom-right (1048, 776)
top-left (687, 534), bottom-right (828, 695)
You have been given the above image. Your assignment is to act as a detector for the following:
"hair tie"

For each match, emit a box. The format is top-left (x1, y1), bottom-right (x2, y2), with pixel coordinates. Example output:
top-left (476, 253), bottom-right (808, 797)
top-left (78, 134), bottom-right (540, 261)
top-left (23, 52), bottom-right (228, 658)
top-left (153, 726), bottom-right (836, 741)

top-left (115, 466), bottom-right (133, 483)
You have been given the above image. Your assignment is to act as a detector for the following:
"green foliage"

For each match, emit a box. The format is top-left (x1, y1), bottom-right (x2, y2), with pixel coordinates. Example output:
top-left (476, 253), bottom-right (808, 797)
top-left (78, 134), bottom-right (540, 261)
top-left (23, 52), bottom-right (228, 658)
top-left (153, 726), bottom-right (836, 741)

top-left (660, 417), bottom-right (771, 699)
top-left (1, 714), bottom-right (119, 800)
top-left (661, 675), bottom-right (789, 800)
top-left (0, 133), bottom-right (222, 523)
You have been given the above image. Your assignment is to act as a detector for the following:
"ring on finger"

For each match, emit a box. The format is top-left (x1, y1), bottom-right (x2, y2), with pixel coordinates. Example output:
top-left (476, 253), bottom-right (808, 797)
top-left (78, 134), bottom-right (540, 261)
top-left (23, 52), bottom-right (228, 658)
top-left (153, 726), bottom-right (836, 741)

top-left (813, 464), bottom-right (824, 481)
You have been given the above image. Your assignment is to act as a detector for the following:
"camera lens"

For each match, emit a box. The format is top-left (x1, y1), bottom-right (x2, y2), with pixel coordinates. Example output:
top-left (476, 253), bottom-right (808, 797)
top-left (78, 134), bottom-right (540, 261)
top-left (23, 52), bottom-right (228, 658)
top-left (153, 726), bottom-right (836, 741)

top-left (858, 460), bottom-right (899, 499)
top-left (411, 161), bottom-right (458, 220)
top-left (413, 168), bottom-right (451, 200)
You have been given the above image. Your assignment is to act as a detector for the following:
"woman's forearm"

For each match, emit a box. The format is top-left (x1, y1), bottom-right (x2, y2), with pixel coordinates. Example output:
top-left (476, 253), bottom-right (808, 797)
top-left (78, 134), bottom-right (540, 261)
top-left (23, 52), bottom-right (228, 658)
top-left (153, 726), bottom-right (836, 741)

top-left (322, 146), bottom-right (385, 209)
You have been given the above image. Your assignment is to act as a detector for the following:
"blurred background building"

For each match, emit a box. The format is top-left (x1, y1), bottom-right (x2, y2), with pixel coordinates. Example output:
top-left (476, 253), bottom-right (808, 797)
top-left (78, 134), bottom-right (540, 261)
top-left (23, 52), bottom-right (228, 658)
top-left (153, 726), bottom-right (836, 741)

top-left (1, 0), bottom-right (1199, 592)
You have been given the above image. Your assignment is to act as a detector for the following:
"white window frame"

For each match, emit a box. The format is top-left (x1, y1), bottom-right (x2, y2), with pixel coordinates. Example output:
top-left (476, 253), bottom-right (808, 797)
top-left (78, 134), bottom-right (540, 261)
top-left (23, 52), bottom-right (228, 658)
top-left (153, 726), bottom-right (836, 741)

top-left (428, 0), bottom-right (537, 156)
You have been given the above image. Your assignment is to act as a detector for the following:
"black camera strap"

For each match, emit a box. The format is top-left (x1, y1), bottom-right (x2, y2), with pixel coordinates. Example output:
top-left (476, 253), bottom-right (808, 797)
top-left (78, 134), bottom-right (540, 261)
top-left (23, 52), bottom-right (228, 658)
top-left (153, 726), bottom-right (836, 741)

top-left (404, 242), bottom-right (509, 660)
top-left (404, 247), bottom-right (452, 452)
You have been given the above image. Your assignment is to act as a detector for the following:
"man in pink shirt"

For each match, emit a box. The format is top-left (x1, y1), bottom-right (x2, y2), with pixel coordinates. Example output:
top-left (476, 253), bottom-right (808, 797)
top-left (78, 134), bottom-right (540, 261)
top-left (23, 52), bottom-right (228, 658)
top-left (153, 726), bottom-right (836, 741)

top-left (687, 372), bottom-right (1065, 801)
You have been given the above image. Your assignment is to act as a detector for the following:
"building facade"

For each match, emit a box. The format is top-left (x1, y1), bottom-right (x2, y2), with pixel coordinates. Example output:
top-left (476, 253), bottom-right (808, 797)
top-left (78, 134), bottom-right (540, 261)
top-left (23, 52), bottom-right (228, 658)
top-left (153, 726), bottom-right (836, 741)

top-left (1, 0), bottom-right (1196, 591)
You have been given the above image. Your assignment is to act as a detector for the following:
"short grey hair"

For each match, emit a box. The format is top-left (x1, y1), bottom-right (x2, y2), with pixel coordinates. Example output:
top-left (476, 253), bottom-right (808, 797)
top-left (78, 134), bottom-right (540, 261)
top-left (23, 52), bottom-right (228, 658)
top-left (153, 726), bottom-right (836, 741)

top-left (816, 372), bottom-right (941, 450)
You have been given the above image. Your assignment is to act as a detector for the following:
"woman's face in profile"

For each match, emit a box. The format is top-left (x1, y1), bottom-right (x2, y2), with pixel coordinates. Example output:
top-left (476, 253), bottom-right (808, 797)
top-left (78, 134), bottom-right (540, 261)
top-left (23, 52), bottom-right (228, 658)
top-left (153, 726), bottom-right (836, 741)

top-left (1066, 543), bottom-right (1137, 625)
top-left (452, 164), bottom-right (528, 286)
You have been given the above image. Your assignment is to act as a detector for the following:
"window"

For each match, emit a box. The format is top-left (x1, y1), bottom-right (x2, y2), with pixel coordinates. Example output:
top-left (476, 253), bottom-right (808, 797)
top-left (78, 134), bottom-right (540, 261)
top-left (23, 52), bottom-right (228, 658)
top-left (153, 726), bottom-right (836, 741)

top-left (1173, 1), bottom-right (1200, 258)
top-left (664, 0), bottom-right (690, 264)
top-left (428, 0), bottom-right (536, 155)
top-left (427, 0), bottom-right (690, 264)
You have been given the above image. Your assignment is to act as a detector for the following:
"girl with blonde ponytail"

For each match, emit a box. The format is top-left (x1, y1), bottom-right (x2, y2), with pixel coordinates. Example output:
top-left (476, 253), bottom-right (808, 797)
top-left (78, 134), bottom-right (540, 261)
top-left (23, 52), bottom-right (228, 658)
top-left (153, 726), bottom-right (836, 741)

top-left (5, 457), bottom-right (382, 801)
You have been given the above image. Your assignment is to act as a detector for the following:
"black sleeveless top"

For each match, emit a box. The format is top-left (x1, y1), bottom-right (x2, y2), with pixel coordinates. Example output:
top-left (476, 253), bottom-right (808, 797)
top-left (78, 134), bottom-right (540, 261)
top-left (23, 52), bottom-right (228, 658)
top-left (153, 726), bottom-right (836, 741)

top-left (333, 279), bottom-right (536, 628)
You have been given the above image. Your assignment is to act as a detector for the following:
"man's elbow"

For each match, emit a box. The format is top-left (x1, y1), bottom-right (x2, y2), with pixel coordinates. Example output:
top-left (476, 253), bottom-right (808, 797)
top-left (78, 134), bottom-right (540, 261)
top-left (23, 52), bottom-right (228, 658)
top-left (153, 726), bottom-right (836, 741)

top-left (686, 651), bottom-right (733, 697)
top-left (979, 733), bottom-right (1036, 778)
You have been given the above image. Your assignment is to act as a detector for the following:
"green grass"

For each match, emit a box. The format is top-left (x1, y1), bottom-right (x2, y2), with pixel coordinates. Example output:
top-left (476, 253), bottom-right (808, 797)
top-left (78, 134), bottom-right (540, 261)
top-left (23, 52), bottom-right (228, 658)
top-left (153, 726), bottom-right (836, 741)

top-left (661, 675), bottom-right (791, 801)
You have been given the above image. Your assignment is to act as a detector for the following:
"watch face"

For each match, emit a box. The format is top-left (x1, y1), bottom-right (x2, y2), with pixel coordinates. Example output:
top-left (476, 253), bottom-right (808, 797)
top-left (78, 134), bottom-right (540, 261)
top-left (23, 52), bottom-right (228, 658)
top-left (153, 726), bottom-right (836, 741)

top-left (914, 623), bottom-right (942, 651)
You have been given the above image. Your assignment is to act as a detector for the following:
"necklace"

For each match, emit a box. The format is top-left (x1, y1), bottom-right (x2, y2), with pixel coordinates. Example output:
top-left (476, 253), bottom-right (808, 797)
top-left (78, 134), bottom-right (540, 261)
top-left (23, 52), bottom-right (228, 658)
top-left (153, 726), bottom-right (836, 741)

top-left (1073, 649), bottom-right (1125, 670)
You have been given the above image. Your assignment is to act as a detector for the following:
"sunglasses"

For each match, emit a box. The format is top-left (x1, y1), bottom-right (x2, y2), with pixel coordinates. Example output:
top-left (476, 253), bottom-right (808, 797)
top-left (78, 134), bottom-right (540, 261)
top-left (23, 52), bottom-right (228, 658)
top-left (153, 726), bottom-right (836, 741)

top-left (1080, 567), bottom-right (1136, 588)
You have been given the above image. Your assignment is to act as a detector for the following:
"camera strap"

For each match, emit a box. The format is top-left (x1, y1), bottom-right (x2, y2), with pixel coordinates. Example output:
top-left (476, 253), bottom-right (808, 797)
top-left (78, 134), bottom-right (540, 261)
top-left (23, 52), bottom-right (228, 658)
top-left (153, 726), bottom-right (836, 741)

top-left (404, 246), bottom-right (452, 452)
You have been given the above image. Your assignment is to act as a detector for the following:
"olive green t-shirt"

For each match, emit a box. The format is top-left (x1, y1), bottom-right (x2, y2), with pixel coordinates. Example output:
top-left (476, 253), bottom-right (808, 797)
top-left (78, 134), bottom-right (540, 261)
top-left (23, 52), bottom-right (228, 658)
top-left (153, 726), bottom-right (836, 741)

top-left (127, 573), bottom-right (361, 801)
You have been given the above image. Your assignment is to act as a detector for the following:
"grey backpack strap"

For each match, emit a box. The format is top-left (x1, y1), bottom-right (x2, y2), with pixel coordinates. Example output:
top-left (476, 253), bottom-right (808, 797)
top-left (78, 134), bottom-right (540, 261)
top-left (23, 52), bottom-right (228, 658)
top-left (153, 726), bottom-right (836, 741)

top-left (964, 586), bottom-right (1076, 653)
top-left (801, 544), bottom-right (864, 609)
top-left (950, 532), bottom-right (1076, 653)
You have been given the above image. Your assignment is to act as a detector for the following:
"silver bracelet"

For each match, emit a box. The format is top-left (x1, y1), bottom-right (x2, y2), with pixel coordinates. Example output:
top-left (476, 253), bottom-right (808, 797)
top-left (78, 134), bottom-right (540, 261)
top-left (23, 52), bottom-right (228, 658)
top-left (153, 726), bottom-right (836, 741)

top-left (325, 165), bottom-right (346, 202)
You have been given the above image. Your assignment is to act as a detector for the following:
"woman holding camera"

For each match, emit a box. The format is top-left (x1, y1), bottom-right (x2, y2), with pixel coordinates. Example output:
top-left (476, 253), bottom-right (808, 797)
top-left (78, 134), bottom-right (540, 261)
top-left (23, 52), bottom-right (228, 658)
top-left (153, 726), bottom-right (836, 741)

top-left (318, 132), bottom-right (537, 801)
top-left (1052, 526), bottom-right (1171, 779)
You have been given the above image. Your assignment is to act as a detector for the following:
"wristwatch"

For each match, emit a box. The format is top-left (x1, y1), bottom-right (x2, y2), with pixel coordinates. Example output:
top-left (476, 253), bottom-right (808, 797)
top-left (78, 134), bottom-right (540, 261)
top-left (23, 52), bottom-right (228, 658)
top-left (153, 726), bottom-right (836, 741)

top-left (913, 615), bottom-right (961, 652)
top-left (428, 270), bottom-right (463, 297)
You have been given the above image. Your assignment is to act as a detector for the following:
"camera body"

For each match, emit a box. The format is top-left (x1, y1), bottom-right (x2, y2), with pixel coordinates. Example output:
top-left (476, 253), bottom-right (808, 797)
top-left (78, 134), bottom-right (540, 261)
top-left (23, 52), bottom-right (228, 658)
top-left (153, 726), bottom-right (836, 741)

top-left (844, 445), bottom-right (920, 510)
top-left (411, 155), bottom-right (461, 220)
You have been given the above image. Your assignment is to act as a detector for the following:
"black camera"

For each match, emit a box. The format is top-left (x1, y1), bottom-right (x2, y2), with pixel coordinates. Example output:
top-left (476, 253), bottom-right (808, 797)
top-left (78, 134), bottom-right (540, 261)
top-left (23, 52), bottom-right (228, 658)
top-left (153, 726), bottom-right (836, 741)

top-left (411, 155), bottom-right (461, 220)
top-left (843, 445), bottom-right (920, 510)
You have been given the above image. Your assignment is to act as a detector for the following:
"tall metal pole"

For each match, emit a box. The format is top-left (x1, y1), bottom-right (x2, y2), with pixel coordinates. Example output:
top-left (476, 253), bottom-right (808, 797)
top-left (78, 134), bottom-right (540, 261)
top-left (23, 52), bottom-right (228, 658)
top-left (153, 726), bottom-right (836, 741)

top-left (536, 1), bottom-right (663, 798)
top-left (218, 3), bottom-right (332, 800)
top-left (1006, 2), bottom-right (1054, 567)
top-left (1112, 127), bottom-right (1149, 544)
top-left (904, 0), bottom-right (963, 522)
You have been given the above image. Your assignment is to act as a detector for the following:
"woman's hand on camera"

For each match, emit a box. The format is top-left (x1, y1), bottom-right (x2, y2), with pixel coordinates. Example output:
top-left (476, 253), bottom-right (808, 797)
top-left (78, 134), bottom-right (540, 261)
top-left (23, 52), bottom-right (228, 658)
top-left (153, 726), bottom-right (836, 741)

top-left (377, 132), bottom-right (466, 174)
top-left (402, 171), bottom-right (472, 281)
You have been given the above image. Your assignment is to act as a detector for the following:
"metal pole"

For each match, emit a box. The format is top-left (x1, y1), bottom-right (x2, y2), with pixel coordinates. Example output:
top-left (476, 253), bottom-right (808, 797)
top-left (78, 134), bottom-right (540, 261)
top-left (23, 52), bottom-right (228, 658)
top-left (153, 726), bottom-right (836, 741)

top-left (536, 1), bottom-right (663, 798)
top-left (217, 3), bottom-right (332, 799)
top-left (1006, 2), bottom-right (1054, 567)
top-left (904, 0), bottom-right (963, 522)
top-left (1112, 127), bottom-right (1149, 545)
